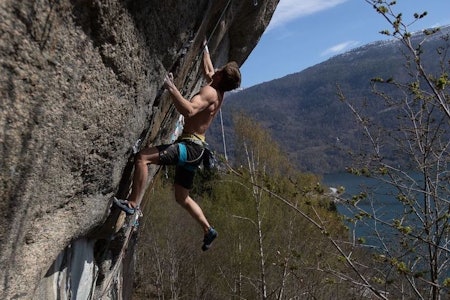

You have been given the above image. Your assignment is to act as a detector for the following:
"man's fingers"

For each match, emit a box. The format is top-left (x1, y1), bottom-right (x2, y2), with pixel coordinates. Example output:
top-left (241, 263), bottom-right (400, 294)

top-left (164, 73), bottom-right (175, 90)
top-left (164, 73), bottom-right (173, 82)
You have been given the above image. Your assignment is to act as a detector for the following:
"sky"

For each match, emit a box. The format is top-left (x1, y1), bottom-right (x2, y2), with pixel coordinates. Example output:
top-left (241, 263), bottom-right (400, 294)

top-left (240, 0), bottom-right (450, 88)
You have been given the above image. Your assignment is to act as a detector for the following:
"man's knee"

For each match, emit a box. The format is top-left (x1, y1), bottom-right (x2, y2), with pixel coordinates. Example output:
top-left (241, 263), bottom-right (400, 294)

top-left (174, 185), bottom-right (189, 206)
top-left (134, 153), bottom-right (147, 170)
top-left (135, 147), bottom-right (158, 166)
top-left (175, 194), bottom-right (185, 206)
top-left (135, 152), bottom-right (146, 164)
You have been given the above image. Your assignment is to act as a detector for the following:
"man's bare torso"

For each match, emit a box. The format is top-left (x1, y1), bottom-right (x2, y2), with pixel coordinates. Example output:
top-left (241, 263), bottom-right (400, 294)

top-left (183, 85), bottom-right (223, 136)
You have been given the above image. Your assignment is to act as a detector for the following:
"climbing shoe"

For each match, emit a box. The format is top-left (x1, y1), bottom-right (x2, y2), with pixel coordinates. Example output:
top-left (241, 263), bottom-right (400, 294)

top-left (202, 227), bottom-right (218, 251)
top-left (113, 197), bottom-right (137, 215)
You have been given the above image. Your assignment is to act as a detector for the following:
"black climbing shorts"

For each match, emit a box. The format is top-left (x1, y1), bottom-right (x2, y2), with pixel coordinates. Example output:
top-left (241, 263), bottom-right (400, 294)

top-left (157, 140), bottom-right (205, 190)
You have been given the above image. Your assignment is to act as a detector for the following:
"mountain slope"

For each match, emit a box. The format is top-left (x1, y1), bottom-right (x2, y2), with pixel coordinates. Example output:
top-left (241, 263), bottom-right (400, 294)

top-left (209, 25), bottom-right (450, 174)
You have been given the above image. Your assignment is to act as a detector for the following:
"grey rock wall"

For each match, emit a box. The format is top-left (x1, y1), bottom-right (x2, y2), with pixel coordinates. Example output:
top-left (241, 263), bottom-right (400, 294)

top-left (0, 0), bottom-right (279, 298)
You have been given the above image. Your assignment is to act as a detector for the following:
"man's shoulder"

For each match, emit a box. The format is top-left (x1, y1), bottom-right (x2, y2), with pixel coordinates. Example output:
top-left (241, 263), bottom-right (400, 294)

top-left (199, 85), bottom-right (219, 99)
top-left (200, 84), bottom-right (217, 92)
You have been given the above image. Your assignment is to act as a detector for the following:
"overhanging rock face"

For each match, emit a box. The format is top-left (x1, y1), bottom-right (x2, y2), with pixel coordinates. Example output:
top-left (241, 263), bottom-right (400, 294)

top-left (0, 0), bottom-right (279, 298)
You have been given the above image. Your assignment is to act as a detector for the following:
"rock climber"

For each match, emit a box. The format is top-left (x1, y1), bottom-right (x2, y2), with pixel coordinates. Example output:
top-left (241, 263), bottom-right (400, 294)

top-left (114, 39), bottom-right (241, 251)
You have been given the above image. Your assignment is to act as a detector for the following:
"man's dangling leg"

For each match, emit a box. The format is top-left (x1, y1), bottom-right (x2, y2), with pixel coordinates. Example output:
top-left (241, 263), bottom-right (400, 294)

top-left (174, 184), bottom-right (211, 233)
top-left (174, 183), bottom-right (217, 251)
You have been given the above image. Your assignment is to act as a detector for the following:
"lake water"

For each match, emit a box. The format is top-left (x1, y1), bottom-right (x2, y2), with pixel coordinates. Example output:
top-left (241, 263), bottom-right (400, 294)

top-left (323, 172), bottom-right (450, 279)
top-left (323, 172), bottom-right (405, 246)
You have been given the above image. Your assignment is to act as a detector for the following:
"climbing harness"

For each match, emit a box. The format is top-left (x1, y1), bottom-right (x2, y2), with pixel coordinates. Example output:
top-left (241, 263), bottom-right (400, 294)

top-left (178, 142), bottom-right (205, 164)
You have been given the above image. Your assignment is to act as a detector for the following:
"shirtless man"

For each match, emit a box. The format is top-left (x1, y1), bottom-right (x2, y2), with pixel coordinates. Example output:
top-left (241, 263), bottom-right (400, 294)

top-left (114, 41), bottom-right (241, 251)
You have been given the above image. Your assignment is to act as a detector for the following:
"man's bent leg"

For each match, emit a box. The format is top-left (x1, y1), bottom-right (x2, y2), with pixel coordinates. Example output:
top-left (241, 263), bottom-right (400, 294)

top-left (174, 184), bottom-right (211, 233)
top-left (127, 146), bottom-right (160, 207)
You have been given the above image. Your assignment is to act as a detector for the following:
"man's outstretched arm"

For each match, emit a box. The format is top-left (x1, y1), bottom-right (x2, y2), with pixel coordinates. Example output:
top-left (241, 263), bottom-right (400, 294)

top-left (202, 39), bottom-right (215, 82)
top-left (164, 73), bottom-right (212, 118)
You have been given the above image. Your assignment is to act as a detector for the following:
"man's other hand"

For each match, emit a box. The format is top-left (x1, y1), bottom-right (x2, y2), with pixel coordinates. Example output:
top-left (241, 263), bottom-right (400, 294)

top-left (163, 73), bottom-right (175, 90)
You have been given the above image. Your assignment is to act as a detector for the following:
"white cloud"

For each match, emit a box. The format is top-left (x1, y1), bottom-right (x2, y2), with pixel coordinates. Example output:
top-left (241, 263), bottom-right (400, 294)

top-left (268, 0), bottom-right (348, 31)
top-left (321, 40), bottom-right (361, 56)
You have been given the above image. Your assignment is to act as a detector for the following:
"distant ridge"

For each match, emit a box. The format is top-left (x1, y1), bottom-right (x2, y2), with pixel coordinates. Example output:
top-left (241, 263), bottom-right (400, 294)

top-left (209, 25), bottom-right (450, 174)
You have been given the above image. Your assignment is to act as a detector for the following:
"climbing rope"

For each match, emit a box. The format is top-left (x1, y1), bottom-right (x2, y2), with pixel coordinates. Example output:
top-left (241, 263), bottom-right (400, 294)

top-left (219, 108), bottom-right (228, 161)
top-left (205, 0), bottom-right (233, 46)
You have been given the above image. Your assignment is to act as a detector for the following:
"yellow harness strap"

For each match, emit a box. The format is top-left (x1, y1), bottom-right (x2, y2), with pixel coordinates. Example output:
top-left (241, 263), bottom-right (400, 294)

top-left (180, 133), bottom-right (206, 143)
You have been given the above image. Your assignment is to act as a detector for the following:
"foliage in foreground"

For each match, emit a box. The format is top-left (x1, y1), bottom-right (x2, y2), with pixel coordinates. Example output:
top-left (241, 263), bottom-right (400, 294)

top-left (133, 117), bottom-right (369, 299)
top-left (335, 1), bottom-right (450, 299)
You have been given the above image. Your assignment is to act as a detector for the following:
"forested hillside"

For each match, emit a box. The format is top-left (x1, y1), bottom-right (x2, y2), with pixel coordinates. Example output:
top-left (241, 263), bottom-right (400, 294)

top-left (208, 25), bottom-right (450, 174)
top-left (134, 117), bottom-right (362, 299)
top-left (133, 6), bottom-right (450, 298)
